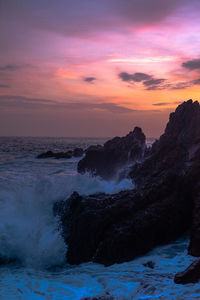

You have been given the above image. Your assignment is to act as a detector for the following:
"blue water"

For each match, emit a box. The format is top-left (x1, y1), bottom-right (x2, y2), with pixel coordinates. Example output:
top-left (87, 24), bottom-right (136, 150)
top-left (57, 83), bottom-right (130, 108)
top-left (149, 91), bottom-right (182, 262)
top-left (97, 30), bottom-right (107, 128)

top-left (0, 137), bottom-right (198, 299)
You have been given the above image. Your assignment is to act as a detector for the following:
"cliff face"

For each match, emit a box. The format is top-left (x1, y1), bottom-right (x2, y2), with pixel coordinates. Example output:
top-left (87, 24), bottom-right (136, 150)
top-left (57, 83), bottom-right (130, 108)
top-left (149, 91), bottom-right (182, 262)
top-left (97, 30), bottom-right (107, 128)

top-left (130, 99), bottom-right (200, 187)
top-left (55, 100), bottom-right (200, 266)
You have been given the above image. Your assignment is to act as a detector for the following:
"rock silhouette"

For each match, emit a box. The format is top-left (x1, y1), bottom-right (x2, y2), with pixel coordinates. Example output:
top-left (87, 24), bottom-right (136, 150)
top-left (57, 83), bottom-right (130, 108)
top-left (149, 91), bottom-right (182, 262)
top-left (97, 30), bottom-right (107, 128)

top-left (37, 148), bottom-right (84, 159)
top-left (78, 127), bottom-right (146, 180)
top-left (55, 100), bottom-right (200, 267)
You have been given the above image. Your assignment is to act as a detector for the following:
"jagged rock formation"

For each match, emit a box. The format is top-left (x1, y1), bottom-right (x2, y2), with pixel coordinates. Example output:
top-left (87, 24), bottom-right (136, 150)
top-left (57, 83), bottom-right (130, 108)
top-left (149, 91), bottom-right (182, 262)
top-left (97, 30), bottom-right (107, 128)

top-left (78, 127), bottom-right (146, 180)
top-left (55, 100), bottom-right (200, 267)
top-left (130, 99), bottom-right (200, 188)
top-left (56, 175), bottom-right (191, 266)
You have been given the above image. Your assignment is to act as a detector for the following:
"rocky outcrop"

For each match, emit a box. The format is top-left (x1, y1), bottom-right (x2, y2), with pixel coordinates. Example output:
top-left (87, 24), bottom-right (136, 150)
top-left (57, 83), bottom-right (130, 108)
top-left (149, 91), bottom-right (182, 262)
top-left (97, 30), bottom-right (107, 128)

top-left (78, 127), bottom-right (146, 180)
top-left (37, 148), bottom-right (84, 159)
top-left (174, 259), bottom-right (200, 284)
top-left (130, 99), bottom-right (200, 188)
top-left (55, 100), bottom-right (200, 266)
top-left (56, 174), bottom-right (191, 266)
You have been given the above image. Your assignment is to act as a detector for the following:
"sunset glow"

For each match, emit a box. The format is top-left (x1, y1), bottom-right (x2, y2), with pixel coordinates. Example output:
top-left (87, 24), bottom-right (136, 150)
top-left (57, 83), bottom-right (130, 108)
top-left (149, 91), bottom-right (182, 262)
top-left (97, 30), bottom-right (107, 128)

top-left (1, 0), bottom-right (200, 137)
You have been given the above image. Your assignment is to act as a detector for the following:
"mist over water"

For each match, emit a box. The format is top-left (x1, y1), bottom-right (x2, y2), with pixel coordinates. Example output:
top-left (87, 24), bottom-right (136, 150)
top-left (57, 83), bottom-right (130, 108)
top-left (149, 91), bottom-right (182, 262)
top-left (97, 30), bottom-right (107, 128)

top-left (0, 137), bottom-right (197, 299)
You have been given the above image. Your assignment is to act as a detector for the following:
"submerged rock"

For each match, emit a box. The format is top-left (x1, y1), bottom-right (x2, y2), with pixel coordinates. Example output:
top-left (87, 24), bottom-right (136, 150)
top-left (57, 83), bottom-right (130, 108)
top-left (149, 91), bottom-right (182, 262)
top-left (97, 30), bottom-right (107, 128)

top-left (78, 127), bottom-right (146, 180)
top-left (174, 259), bottom-right (200, 284)
top-left (37, 150), bottom-right (55, 159)
top-left (55, 100), bottom-right (200, 266)
top-left (37, 148), bottom-right (84, 159)
top-left (143, 261), bottom-right (155, 269)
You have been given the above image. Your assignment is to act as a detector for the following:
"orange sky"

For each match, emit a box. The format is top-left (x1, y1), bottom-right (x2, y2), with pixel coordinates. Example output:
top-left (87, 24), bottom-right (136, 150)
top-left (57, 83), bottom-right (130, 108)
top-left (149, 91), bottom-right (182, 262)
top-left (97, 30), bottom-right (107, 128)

top-left (0, 0), bottom-right (200, 137)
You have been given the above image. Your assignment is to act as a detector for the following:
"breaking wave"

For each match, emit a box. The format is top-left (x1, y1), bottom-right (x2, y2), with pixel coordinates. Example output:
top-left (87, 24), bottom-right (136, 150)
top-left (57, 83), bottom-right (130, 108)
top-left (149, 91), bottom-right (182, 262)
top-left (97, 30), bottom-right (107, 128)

top-left (0, 173), bottom-right (133, 268)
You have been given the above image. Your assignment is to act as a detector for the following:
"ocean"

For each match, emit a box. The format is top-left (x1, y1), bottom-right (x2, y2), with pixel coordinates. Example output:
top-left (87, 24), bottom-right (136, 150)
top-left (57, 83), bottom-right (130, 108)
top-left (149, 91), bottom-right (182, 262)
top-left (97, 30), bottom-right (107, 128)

top-left (0, 137), bottom-right (198, 299)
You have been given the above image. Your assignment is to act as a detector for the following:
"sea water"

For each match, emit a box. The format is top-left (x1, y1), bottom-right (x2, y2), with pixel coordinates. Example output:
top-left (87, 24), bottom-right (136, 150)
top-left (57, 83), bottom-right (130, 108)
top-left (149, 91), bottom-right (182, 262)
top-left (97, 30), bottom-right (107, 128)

top-left (0, 137), bottom-right (198, 299)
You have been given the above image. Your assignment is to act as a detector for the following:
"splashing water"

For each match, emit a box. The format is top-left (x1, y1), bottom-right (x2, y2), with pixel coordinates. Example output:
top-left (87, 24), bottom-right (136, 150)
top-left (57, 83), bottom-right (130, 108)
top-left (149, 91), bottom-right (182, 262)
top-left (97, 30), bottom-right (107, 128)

top-left (0, 137), bottom-right (197, 299)
top-left (0, 172), bottom-right (133, 268)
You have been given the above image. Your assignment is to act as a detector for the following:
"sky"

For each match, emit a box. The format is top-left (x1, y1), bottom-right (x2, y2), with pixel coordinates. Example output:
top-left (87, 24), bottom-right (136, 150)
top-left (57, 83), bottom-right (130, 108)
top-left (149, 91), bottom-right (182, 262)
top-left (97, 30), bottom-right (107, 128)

top-left (0, 0), bottom-right (200, 137)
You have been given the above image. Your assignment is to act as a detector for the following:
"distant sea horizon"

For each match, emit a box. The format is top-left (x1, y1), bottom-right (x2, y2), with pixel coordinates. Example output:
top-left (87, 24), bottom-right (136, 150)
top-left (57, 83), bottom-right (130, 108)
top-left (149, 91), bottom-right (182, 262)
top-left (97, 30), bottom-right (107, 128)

top-left (0, 135), bottom-right (157, 139)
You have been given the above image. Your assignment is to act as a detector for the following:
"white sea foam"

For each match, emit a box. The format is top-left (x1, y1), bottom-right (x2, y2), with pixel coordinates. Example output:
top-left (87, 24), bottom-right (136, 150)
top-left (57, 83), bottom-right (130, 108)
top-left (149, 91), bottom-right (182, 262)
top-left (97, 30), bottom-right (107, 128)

top-left (0, 137), bottom-right (196, 300)
top-left (0, 172), bottom-right (133, 268)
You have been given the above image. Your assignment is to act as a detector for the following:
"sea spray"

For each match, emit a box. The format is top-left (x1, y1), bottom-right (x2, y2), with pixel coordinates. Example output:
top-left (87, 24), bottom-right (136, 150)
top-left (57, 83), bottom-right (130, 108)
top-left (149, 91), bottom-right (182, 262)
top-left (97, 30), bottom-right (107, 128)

top-left (0, 173), bottom-right (133, 268)
top-left (0, 137), bottom-right (197, 299)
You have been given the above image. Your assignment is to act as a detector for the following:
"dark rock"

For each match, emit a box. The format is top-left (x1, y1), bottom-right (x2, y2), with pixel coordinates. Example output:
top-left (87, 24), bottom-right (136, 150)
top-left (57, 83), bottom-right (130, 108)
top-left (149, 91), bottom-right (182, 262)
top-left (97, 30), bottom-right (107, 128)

top-left (0, 257), bottom-right (18, 266)
top-left (130, 100), bottom-right (200, 188)
top-left (143, 261), bottom-right (155, 269)
top-left (73, 147), bottom-right (84, 157)
top-left (78, 127), bottom-right (146, 180)
top-left (56, 173), bottom-right (191, 266)
top-left (174, 259), bottom-right (200, 284)
top-left (37, 150), bottom-right (72, 159)
top-left (37, 150), bottom-right (54, 159)
top-left (37, 148), bottom-right (84, 159)
top-left (187, 146), bottom-right (200, 256)
top-left (129, 100), bottom-right (200, 256)
top-left (55, 100), bottom-right (200, 266)
top-left (54, 151), bottom-right (72, 159)
top-left (85, 145), bottom-right (102, 153)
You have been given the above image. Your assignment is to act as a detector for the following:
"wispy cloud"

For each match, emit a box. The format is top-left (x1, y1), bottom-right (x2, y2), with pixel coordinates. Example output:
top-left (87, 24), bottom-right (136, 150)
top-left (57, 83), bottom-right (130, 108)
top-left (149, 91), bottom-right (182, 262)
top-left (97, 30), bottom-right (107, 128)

top-left (153, 102), bottom-right (170, 106)
top-left (109, 56), bottom-right (177, 64)
top-left (152, 101), bottom-right (181, 106)
top-left (119, 68), bottom-right (200, 91)
top-left (118, 71), bottom-right (167, 90)
top-left (0, 95), bottom-right (135, 114)
top-left (0, 84), bottom-right (10, 88)
top-left (182, 58), bottom-right (200, 70)
top-left (144, 78), bottom-right (166, 90)
top-left (83, 77), bottom-right (96, 83)
top-left (0, 64), bottom-right (20, 71)
top-left (119, 72), bottom-right (152, 83)
top-left (1, 0), bottom-right (187, 38)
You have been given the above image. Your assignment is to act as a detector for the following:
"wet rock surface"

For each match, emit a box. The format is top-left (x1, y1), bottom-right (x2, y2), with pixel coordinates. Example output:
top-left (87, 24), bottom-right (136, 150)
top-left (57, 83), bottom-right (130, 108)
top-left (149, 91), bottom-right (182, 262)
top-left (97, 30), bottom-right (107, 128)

top-left (174, 259), bottom-right (200, 284)
top-left (57, 174), bottom-right (191, 266)
top-left (78, 127), bottom-right (146, 180)
top-left (55, 100), bottom-right (200, 266)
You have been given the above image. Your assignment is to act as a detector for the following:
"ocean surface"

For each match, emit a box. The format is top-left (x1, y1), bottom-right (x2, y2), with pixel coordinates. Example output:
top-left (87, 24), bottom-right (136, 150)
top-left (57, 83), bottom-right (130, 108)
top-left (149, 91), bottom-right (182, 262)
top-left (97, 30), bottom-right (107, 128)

top-left (0, 136), bottom-right (198, 300)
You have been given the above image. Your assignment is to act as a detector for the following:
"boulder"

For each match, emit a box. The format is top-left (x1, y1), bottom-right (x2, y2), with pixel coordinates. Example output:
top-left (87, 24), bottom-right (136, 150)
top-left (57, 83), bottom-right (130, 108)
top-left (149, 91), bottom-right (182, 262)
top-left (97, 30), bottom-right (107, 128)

top-left (174, 259), bottom-right (200, 284)
top-left (78, 127), bottom-right (146, 180)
